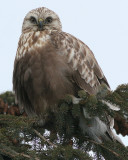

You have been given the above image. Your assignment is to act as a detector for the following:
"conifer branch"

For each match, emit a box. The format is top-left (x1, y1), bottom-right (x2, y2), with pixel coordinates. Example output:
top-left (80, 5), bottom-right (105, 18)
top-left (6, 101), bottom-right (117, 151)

top-left (33, 129), bottom-right (57, 148)
top-left (86, 139), bottom-right (122, 159)
top-left (0, 147), bottom-right (39, 160)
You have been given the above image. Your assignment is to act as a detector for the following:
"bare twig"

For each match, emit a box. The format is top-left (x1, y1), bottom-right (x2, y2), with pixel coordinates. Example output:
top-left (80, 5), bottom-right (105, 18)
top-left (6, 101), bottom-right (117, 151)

top-left (33, 129), bottom-right (57, 148)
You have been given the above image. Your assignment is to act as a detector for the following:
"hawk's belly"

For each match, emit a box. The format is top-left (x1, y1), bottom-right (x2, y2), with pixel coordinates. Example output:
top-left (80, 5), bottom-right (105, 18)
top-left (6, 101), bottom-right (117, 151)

top-left (13, 46), bottom-right (76, 120)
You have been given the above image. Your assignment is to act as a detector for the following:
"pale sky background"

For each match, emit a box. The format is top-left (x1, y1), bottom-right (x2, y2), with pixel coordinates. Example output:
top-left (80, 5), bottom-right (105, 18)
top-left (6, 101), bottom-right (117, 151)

top-left (0, 0), bottom-right (128, 145)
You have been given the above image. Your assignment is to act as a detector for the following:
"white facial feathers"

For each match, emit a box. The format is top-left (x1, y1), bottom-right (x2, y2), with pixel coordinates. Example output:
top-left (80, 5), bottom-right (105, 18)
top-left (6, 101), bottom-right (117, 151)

top-left (22, 7), bottom-right (62, 33)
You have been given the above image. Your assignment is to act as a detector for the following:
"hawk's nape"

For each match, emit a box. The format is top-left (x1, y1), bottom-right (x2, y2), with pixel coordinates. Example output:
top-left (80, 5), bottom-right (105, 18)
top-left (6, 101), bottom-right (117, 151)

top-left (13, 7), bottom-right (123, 145)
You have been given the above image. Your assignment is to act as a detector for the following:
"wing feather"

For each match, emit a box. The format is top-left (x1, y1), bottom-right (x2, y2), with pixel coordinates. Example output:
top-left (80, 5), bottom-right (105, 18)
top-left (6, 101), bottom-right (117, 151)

top-left (51, 31), bottom-right (109, 95)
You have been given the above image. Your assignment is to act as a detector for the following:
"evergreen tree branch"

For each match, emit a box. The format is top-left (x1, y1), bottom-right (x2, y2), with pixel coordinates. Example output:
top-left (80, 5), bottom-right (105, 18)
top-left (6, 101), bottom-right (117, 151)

top-left (33, 129), bottom-right (57, 148)
top-left (0, 86), bottom-right (128, 160)
top-left (0, 145), bottom-right (39, 160)
top-left (85, 139), bottom-right (122, 159)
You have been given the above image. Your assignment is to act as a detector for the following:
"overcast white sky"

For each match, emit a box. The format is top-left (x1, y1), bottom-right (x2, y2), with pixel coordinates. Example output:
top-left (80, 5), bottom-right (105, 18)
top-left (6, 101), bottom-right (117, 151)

top-left (0, 0), bottom-right (128, 145)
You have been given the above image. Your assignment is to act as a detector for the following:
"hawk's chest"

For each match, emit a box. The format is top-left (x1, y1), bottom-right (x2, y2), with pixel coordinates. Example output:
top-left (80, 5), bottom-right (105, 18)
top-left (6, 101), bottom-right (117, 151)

top-left (16, 31), bottom-right (51, 60)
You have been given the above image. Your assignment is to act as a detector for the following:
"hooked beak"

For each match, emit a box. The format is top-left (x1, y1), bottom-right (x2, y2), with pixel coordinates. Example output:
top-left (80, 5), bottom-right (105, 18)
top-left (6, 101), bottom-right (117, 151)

top-left (38, 19), bottom-right (45, 31)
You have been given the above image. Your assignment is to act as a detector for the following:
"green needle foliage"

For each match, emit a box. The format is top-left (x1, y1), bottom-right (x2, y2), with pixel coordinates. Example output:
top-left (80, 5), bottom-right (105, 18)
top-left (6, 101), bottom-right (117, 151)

top-left (0, 91), bottom-right (15, 105)
top-left (0, 84), bottom-right (128, 160)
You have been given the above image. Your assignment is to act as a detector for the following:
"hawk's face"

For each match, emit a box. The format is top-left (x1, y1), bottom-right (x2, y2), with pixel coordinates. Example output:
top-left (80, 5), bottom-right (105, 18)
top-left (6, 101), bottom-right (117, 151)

top-left (22, 7), bottom-right (62, 33)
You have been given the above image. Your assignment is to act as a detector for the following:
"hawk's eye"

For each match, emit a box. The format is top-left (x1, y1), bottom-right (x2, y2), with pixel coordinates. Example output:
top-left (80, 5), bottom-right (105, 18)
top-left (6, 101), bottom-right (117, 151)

top-left (45, 17), bottom-right (53, 23)
top-left (30, 16), bottom-right (37, 24)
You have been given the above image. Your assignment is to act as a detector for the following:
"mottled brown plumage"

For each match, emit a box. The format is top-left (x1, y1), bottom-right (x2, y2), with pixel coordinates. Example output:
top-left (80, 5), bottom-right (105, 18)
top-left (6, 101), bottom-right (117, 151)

top-left (13, 7), bottom-right (123, 144)
top-left (13, 10), bottom-right (108, 117)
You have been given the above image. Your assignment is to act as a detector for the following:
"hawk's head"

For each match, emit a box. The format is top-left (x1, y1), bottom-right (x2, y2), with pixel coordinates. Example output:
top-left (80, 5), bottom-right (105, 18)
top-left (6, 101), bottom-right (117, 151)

top-left (22, 7), bottom-right (62, 33)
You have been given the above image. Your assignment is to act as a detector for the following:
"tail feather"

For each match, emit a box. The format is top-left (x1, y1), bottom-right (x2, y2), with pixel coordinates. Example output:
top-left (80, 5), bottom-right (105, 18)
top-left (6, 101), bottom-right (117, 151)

top-left (101, 100), bottom-right (120, 111)
top-left (79, 108), bottom-right (124, 145)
